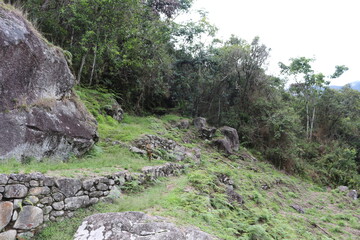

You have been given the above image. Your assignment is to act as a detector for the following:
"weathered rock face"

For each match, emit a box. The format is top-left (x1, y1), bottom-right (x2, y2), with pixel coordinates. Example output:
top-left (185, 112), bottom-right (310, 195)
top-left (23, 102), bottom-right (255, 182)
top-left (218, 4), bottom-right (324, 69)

top-left (74, 212), bottom-right (216, 240)
top-left (220, 126), bottom-right (239, 152)
top-left (103, 103), bottom-right (124, 122)
top-left (212, 126), bottom-right (240, 155)
top-left (0, 4), bottom-right (98, 160)
top-left (348, 190), bottom-right (358, 200)
top-left (174, 119), bottom-right (190, 129)
top-left (193, 117), bottom-right (217, 139)
top-left (213, 138), bottom-right (233, 155)
top-left (133, 134), bottom-right (201, 162)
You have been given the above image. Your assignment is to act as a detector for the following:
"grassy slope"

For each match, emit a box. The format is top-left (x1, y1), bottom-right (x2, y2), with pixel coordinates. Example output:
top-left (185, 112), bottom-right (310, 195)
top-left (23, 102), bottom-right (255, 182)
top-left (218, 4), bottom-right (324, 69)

top-left (0, 88), bottom-right (183, 177)
top-left (7, 87), bottom-right (357, 240)
top-left (36, 149), bottom-right (360, 240)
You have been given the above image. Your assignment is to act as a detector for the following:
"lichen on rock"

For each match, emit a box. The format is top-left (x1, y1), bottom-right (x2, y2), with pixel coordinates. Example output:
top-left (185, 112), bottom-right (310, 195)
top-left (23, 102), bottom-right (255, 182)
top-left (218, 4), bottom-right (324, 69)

top-left (74, 211), bottom-right (216, 240)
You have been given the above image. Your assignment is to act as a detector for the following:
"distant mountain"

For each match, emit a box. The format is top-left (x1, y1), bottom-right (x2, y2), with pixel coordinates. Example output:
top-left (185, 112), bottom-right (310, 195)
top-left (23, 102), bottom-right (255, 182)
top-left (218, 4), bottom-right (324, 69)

top-left (330, 81), bottom-right (360, 91)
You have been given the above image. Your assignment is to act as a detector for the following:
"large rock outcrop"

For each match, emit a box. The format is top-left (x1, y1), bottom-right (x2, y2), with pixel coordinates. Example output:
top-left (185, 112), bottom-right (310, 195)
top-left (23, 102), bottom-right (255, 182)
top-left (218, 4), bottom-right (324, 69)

top-left (0, 3), bottom-right (98, 160)
top-left (213, 126), bottom-right (240, 155)
top-left (74, 211), bottom-right (216, 240)
top-left (193, 117), bottom-right (216, 139)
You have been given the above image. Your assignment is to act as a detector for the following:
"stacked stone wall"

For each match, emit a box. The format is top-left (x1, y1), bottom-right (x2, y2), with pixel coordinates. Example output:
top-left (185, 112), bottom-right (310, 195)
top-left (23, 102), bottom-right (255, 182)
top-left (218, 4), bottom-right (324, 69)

top-left (0, 163), bottom-right (185, 239)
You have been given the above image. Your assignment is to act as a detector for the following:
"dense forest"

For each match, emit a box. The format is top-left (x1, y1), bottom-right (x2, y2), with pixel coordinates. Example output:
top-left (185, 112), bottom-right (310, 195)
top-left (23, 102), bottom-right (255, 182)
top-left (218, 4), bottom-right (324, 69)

top-left (6, 0), bottom-right (359, 188)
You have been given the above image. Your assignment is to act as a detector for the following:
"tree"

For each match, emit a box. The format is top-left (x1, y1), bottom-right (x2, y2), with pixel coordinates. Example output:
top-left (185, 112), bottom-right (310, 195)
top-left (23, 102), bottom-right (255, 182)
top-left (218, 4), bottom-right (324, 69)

top-left (279, 57), bottom-right (348, 140)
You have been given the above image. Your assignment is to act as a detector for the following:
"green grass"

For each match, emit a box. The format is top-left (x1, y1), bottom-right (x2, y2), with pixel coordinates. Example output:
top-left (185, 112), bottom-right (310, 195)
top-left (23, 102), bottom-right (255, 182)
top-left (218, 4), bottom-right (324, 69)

top-left (0, 88), bottom-right (186, 175)
top-left (0, 146), bottom-right (166, 176)
top-left (35, 176), bottom-right (187, 240)
top-left (34, 140), bottom-right (360, 240)
top-left (1, 86), bottom-right (357, 240)
top-left (76, 87), bottom-right (173, 143)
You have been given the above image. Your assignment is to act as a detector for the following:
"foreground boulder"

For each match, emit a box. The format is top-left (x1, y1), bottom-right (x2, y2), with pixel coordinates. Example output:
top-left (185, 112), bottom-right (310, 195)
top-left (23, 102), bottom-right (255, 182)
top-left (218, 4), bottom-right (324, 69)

top-left (74, 211), bottom-right (216, 240)
top-left (0, 3), bottom-right (97, 160)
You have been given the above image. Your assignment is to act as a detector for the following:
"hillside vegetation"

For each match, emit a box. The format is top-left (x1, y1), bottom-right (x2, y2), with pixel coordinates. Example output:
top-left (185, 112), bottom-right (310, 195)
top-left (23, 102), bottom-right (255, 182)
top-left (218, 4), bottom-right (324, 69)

top-left (5, 0), bottom-right (359, 189)
top-left (31, 88), bottom-right (359, 240)
top-left (1, 0), bottom-right (359, 239)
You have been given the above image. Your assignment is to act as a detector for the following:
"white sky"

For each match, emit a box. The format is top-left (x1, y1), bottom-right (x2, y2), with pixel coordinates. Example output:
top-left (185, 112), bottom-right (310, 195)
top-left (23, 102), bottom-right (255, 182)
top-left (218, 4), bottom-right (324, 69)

top-left (177, 0), bottom-right (360, 85)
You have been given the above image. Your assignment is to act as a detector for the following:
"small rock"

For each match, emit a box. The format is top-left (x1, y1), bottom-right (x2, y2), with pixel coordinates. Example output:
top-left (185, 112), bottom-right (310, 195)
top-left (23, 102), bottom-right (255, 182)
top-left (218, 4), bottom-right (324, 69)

top-left (43, 206), bottom-right (53, 215)
top-left (37, 203), bottom-right (45, 208)
top-left (56, 178), bottom-right (82, 197)
top-left (226, 188), bottom-right (244, 205)
top-left (52, 201), bottom-right (65, 211)
top-left (75, 191), bottom-right (84, 197)
top-left (29, 186), bottom-right (51, 196)
top-left (0, 230), bottom-right (17, 240)
top-left (175, 119), bottom-right (190, 129)
top-left (193, 117), bottom-right (207, 129)
top-left (338, 186), bottom-right (349, 192)
top-left (51, 210), bottom-right (65, 217)
top-left (9, 174), bottom-right (30, 183)
top-left (200, 127), bottom-right (217, 139)
top-left (12, 210), bottom-right (18, 221)
top-left (96, 183), bottom-right (108, 191)
top-left (103, 103), bottom-right (124, 122)
top-left (44, 214), bottom-right (50, 222)
top-left (30, 180), bottom-right (40, 187)
top-left (13, 206), bottom-right (43, 230)
top-left (64, 196), bottom-right (90, 210)
top-left (348, 190), bottom-right (358, 200)
top-left (130, 146), bottom-right (146, 155)
top-left (4, 184), bottom-right (28, 198)
top-left (29, 172), bottom-right (45, 181)
top-left (89, 191), bottom-right (103, 198)
top-left (40, 196), bottom-right (54, 205)
top-left (290, 204), bottom-right (305, 214)
top-left (25, 196), bottom-right (39, 205)
top-left (44, 177), bottom-right (55, 187)
top-left (82, 179), bottom-right (95, 191)
top-left (52, 192), bottom-right (65, 202)
top-left (0, 174), bottom-right (8, 185)
top-left (89, 198), bottom-right (99, 205)
top-left (13, 199), bottom-right (22, 210)
top-left (0, 201), bottom-right (13, 231)
top-left (67, 211), bottom-right (75, 218)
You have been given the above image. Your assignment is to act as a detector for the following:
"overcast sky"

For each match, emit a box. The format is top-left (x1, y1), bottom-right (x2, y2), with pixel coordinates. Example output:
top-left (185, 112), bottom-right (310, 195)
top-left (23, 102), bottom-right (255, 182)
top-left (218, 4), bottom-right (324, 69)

top-left (177, 0), bottom-right (359, 86)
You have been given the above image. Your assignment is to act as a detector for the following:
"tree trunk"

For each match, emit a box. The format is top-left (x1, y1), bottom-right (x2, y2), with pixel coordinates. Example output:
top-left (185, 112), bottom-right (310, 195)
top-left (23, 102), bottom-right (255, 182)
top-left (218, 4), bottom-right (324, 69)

top-left (309, 106), bottom-right (316, 140)
top-left (217, 96), bottom-right (221, 124)
top-left (70, 28), bottom-right (74, 48)
top-left (306, 101), bottom-right (310, 139)
top-left (89, 45), bottom-right (98, 86)
top-left (77, 53), bottom-right (87, 84)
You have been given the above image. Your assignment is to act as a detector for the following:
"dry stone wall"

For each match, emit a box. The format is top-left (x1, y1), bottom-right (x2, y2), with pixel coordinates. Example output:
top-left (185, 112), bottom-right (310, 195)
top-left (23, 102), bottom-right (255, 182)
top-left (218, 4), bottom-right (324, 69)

top-left (0, 163), bottom-right (185, 239)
